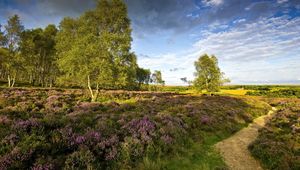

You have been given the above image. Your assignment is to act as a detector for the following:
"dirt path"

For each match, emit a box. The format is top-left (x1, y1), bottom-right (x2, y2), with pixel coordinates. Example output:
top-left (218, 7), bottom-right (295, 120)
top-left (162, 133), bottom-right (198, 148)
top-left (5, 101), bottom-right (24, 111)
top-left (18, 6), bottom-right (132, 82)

top-left (215, 107), bottom-right (276, 170)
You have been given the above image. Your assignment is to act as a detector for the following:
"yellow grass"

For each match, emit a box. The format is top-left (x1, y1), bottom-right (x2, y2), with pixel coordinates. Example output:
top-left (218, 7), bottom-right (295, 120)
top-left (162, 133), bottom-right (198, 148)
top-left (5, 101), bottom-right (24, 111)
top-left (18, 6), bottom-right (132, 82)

top-left (220, 89), bottom-right (251, 95)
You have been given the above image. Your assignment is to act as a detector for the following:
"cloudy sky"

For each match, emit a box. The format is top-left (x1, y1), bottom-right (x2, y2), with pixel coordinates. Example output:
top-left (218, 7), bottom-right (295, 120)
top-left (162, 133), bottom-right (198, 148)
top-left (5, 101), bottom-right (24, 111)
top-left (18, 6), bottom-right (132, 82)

top-left (1, 0), bottom-right (300, 85)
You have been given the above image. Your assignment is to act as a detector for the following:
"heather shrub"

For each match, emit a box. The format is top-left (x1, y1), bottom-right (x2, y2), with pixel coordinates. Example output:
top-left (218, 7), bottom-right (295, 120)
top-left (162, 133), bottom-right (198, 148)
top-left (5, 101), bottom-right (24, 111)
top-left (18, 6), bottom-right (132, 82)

top-left (0, 89), bottom-right (271, 169)
top-left (249, 99), bottom-right (300, 170)
top-left (64, 146), bottom-right (97, 170)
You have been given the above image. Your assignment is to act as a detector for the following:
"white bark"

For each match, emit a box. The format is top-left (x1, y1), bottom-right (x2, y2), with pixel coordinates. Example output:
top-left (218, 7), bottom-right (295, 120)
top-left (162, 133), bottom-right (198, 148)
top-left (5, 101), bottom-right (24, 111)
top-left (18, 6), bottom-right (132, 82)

top-left (88, 75), bottom-right (99, 102)
top-left (8, 75), bottom-right (11, 87)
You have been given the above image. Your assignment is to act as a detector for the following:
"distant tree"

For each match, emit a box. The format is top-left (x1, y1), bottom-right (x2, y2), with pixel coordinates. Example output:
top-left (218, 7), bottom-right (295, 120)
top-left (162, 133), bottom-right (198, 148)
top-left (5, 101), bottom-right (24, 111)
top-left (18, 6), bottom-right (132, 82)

top-left (180, 77), bottom-right (193, 86)
top-left (136, 67), bottom-right (151, 87)
top-left (4, 15), bottom-right (24, 87)
top-left (180, 77), bottom-right (188, 84)
top-left (151, 70), bottom-right (165, 85)
top-left (56, 0), bottom-right (137, 101)
top-left (0, 25), bottom-right (6, 46)
top-left (193, 54), bottom-right (229, 93)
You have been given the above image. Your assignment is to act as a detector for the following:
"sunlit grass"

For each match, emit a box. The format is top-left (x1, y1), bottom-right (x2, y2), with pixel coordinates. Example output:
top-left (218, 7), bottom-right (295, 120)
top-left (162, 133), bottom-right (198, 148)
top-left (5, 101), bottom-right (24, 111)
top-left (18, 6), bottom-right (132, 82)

top-left (220, 89), bottom-right (252, 95)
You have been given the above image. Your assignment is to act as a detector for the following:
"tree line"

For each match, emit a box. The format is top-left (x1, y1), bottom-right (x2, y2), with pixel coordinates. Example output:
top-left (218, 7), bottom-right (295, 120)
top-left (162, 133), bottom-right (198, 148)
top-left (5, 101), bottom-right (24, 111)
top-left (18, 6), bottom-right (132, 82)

top-left (0, 0), bottom-right (229, 99)
top-left (0, 0), bottom-right (164, 99)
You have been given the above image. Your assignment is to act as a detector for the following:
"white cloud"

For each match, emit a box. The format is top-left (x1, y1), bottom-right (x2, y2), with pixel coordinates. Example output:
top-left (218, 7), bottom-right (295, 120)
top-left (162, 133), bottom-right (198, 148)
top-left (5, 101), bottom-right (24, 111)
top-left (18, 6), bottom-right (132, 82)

top-left (138, 16), bottom-right (300, 85)
top-left (277, 0), bottom-right (289, 4)
top-left (193, 16), bottom-right (300, 61)
top-left (233, 18), bottom-right (246, 24)
top-left (202, 0), bottom-right (224, 7)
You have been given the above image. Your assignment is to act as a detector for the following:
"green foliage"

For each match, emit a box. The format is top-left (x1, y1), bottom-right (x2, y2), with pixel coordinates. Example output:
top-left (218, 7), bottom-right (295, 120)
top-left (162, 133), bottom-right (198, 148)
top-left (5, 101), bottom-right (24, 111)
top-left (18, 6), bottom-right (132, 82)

top-left (151, 70), bottom-right (165, 85)
top-left (246, 88), bottom-right (300, 98)
top-left (193, 54), bottom-right (228, 93)
top-left (64, 146), bottom-right (97, 170)
top-left (0, 2), bottom-right (153, 91)
top-left (0, 25), bottom-right (6, 46)
top-left (136, 67), bottom-right (151, 86)
top-left (4, 15), bottom-right (24, 52)
top-left (20, 25), bottom-right (58, 86)
top-left (1, 15), bottom-right (24, 87)
top-left (56, 0), bottom-right (137, 90)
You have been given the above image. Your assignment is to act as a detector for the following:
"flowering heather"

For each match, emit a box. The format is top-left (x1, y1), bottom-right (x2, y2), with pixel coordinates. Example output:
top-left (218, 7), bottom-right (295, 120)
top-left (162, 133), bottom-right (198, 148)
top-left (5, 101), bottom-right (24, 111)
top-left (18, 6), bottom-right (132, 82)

top-left (0, 147), bottom-right (34, 169)
top-left (59, 127), bottom-right (78, 148)
top-left (0, 89), bottom-right (271, 169)
top-left (70, 102), bottom-right (102, 115)
top-left (13, 90), bottom-right (27, 97)
top-left (84, 130), bottom-right (102, 146)
top-left (123, 116), bottom-right (156, 143)
top-left (160, 134), bottom-right (173, 144)
top-left (200, 115), bottom-right (211, 124)
top-left (96, 135), bottom-right (119, 161)
top-left (105, 146), bottom-right (118, 161)
top-left (74, 135), bottom-right (86, 145)
top-left (160, 115), bottom-right (187, 130)
top-left (249, 99), bottom-right (300, 170)
top-left (14, 118), bottom-right (39, 131)
top-left (0, 115), bottom-right (10, 124)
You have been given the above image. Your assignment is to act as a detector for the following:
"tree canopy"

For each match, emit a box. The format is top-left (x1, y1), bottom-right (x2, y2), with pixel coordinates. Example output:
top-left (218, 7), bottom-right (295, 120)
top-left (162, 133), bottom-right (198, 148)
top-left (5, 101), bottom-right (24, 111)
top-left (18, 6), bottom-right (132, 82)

top-left (151, 70), bottom-right (165, 86)
top-left (193, 54), bottom-right (229, 93)
top-left (55, 0), bottom-right (139, 101)
top-left (0, 1), bottom-right (185, 101)
top-left (1, 15), bottom-right (24, 87)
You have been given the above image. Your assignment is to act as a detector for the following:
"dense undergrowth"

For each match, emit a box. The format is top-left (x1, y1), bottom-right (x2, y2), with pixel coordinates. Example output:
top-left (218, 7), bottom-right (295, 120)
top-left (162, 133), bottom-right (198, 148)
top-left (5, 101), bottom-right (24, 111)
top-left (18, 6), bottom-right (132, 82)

top-left (246, 88), bottom-right (300, 98)
top-left (249, 98), bottom-right (300, 170)
top-left (0, 88), bottom-right (270, 169)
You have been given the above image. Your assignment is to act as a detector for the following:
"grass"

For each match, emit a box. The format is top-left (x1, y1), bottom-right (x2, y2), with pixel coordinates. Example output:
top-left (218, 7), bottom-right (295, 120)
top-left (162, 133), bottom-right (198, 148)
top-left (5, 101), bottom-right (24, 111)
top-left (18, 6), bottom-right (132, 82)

top-left (138, 125), bottom-right (250, 170)
top-left (220, 89), bottom-right (251, 96)
top-left (137, 132), bottom-right (229, 170)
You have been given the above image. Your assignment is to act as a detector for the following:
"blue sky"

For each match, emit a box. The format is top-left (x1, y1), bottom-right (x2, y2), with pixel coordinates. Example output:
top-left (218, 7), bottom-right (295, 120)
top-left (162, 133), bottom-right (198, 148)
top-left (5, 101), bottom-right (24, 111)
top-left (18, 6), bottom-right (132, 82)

top-left (1, 0), bottom-right (300, 85)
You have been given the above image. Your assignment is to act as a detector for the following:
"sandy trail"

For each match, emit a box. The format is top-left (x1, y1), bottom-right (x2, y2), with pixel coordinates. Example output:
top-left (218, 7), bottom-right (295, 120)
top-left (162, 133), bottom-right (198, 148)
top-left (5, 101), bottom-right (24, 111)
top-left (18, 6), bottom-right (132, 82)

top-left (215, 107), bottom-right (276, 170)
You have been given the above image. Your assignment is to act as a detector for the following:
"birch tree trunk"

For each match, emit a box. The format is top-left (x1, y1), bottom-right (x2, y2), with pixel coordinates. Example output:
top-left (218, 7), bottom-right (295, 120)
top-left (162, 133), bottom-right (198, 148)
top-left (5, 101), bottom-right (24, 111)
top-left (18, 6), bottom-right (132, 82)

top-left (8, 75), bottom-right (11, 87)
top-left (88, 75), bottom-right (99, 102)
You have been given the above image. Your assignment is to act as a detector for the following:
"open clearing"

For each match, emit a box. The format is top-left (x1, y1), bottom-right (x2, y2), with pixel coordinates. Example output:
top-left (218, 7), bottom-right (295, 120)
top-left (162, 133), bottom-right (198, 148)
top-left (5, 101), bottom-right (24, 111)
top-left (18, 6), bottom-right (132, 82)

top-left (215, 107), bottom-right (276, 170)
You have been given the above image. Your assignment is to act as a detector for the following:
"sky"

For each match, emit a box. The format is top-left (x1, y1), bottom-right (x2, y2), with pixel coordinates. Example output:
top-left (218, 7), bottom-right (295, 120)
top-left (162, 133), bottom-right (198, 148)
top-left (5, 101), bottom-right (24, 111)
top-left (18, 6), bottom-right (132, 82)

top-left (0, 0), bottom-right (300, 85)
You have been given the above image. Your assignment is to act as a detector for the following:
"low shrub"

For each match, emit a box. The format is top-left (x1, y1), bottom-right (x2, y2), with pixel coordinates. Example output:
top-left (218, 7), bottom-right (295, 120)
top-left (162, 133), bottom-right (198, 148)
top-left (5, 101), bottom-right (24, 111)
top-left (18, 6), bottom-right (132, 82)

top-left (0, 88), bottom-right (270, 169)
top-left (249, 99), bottom-right (300, 170)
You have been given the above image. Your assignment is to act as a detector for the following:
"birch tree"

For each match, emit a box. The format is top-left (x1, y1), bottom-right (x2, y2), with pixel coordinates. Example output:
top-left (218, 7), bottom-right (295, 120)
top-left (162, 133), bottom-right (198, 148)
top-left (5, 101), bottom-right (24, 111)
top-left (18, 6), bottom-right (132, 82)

top-left (56, 0), bottom-right (137, 101)
top-left (193, 54), bottom-right (229, 93)
top-left (4, 15), bottom-right (24, 87)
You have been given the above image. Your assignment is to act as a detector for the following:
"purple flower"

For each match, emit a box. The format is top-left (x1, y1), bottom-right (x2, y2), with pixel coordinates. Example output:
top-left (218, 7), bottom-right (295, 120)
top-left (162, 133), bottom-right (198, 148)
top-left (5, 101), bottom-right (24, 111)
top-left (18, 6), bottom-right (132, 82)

top-left (14, 118), bottom-right (39, 131)
top-left (13, 90), bottom-right (26, 96)
top-left (0, 147), bottom-right (33, 169)
top-left (0, 115), bottom-right (10, 124)
top-left (123, 116), bottom-right (156, 143)
top-left (200, 115), bottom-right (211, 124)
top-left (105, 147), bottom-right (117, 161)
top-left (85, 130), bottom-right (101, 145)
top-left (75, 136), bottom-right (86, 145)
top-left (160, 135), bottom-right (173, 144)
